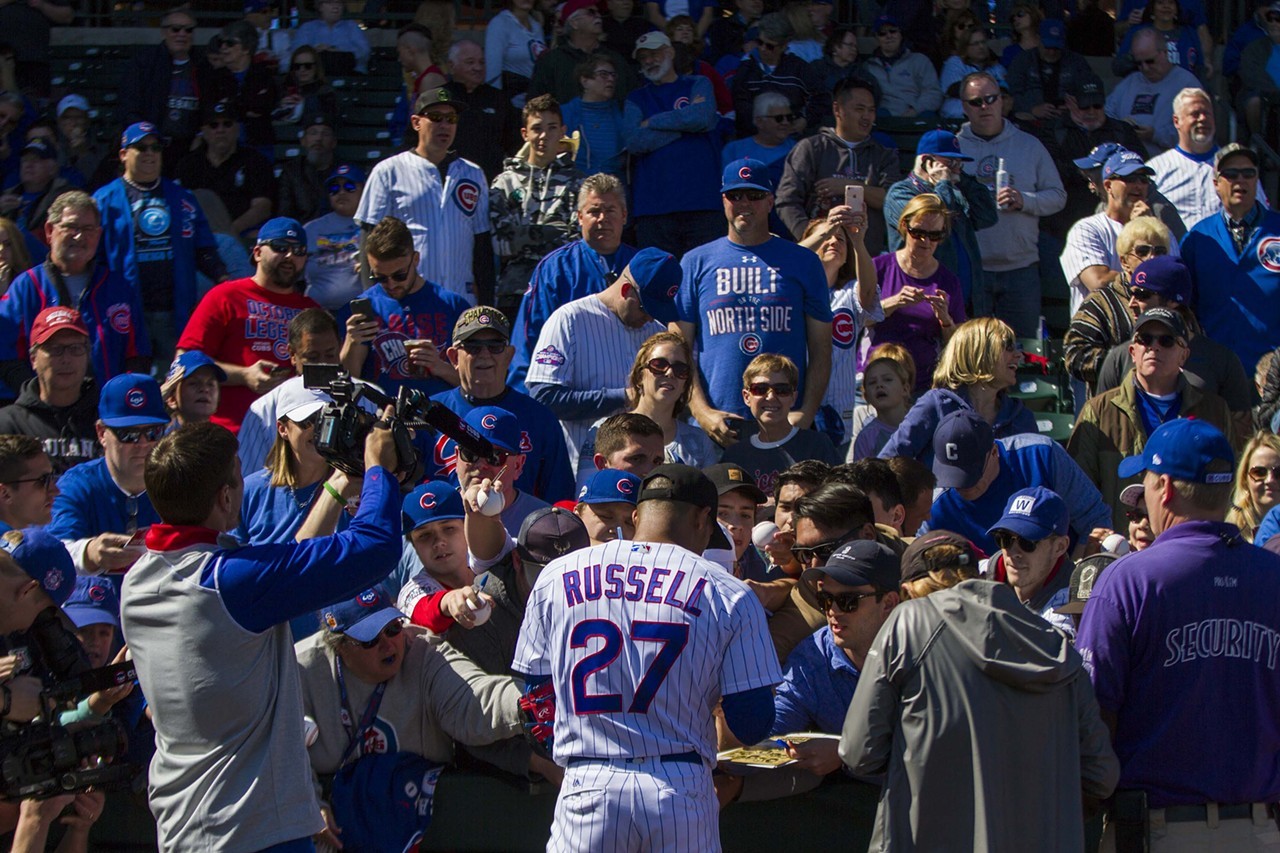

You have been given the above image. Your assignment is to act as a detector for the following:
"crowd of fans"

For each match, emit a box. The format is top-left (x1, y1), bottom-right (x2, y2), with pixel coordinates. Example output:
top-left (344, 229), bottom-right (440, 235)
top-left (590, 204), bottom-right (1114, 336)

top-left (0, 0), bottom-right (1278, 849)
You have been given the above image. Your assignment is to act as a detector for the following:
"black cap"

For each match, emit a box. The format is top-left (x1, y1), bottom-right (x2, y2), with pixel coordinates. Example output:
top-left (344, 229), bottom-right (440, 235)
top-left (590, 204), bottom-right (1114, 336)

top-left (414, 86), bottom-right (464, 115)
top-left (515, 507), bottom-right (590, 570)
top-left (1054, 553), bottom-right (1117, 615)
top-left (899, 530), bottom-right (981, 584)
top-left (1073, 76), bottom-right (1105, 109)
top-left (703, 462), bottom-right (767, 504)
top-left (801, 540), bottom-right (900, 592)
top-left (638, 464), bottom-right (719, 512)
top-left (1133, 306), bottom-right (1188, 341)
top-left (202, 97), bottom-right (239, 124)
top-left (301, 109), bottom-right (335, 131)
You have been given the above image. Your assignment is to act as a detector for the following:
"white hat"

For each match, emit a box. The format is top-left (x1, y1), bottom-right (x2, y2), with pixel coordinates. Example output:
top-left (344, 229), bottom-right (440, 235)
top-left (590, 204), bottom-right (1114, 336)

top-left (56, 94), bottom-right (90, 117)
top-left (634, 31), bottom-right (672, 56)
top-left (276, 381), bottom-right (329, 423)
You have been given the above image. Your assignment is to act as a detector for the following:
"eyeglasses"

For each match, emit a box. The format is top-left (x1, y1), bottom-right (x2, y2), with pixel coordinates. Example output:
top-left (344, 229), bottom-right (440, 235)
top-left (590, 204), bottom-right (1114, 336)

top-left (109, 425), bottom-right (166, 444)
top-left (352, 619), bottom-right (404, 649)
top-left (1134, 331), bottom-right (1182, 349)
top-left (790, 533), bottom-right (856, 565)
top-left (6, 472), bottom-right (56, 489)
top-left (419, 111), bottom-right (459, 124)
top-left (993, 530), bottom-right (1040, 552)
top-left (53, 222), bottom-right (100, 235)
top-left (645, 357), bottom-right (690, 380)
top-left (368, 266), bottom-right (412, 285)
top-left (965, 93), bottom-right (1000, 107)
top-left (39, 342), bottom-right (89, 358)
top-left (459, 446), bottom-right (510, 465)
top-left (265, 240), bottom-right (308, 257)
top-left (327, 180), bottom-right (358, 194)
top-left (592, 69), bottom-right (618, 78)
top-left (907, 226), bottom-right (946, 242)
top-left (458, 340), bottom-right (508, 355)
top-left (1219, 167), bottom-right (1259, 181)
top-left (1116, 173), bottom-right (1151, 185)
top-left (293, 61), bottom-right (316, 69)
top-left (815, 589), bottom-right (880, 614)
top-left (166, 25), bottom-right (195, 33)
top-left (205, 119), bottom-right (236, 129)
top-left (747, 381), bottom-right (795, 398)
top-left (1127, 286), bottom-right (1157, 302)
top-left (1248, 465), bottom-right (1280, 483)
top-left (1128, 243), bottom-right (1168, 259)
top-left (1135, 56), bottom-right (1159, 67)
top-left (130, 142), bottom-right (164, 154)
top-left (1124, 506), bottom-right (1148, 522)
top-left (291, 413), bottom-right (320, 430)
top-left (765, 113), bottom-right (798, 123)
top-left (725, 190), bottom-right (769, 202)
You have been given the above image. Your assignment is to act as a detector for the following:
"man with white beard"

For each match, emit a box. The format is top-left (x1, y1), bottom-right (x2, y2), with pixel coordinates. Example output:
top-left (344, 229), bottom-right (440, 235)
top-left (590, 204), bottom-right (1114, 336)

top-left (624, 31), bottom-right (722, 258)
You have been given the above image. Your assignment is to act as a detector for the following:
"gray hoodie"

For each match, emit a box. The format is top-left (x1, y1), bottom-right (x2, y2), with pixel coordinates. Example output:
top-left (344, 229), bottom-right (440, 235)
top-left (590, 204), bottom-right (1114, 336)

top-left (840, 579), bottom-right (1118, 852)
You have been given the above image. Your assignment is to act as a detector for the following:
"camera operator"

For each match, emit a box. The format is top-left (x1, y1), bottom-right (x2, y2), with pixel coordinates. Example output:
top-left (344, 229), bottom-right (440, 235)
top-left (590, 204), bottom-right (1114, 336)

top-left (120, 418), bottom-right (403, 851)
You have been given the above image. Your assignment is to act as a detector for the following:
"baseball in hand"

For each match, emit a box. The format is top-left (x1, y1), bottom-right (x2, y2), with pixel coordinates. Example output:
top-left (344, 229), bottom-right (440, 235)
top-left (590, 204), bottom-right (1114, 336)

top-left (303, 716), bottom-right (319, 747)
top-left (752, 521), bottom-right (779, 549)
top-left (1102, 533), bottom-right (1130, 555)
top-left (476, 487), bottom-right (505, 517)
top-left (466, 596), bottom-right (492, 626)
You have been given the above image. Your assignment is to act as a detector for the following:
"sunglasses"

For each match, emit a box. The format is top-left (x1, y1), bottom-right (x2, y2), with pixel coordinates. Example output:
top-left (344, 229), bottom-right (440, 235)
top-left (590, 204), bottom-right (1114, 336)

top-left (290, 413), bottom-right (320, 430)
top-left (458, 340), bottom-right (507, 355)
top-left (1219, 167), bottom-right (1259, 181)
top-left (1248, 465), bottom-right (1280, 483)
top-left (1116, 173), bottom-right (1151, 185)
top-left (1128, 243), bottom-right (1168, 259)
top-left (1128, 286), bottom-right (1156, 301)
top-left (265, 240), bottom-right (308, 257)
top-left (592, 69), bottom-right (618, 78)
top-left (293, 61), bottom-right (316, 69)
top-left (748, 381), bottom-right (795, 398)
top-left (419, 111), bottom-right (459, 124)
top-left (766, 113), bottom-right (798, 123)
top-left (459, 446), bottom-right (510, 465)
top-left (205, 119), bottom-right (235, 129)
top-left (725, 189), bottom-right (769, 202)
top-left (6, 471), bottom-right (56, 489)
top-left (1136, 56), bottom-right (1159, 67)
top-left (816, 589), bottom-right (879, 614)
top-left (327, 180), bottom-right (358, 194)
top-left (876, 27), bottom-right (899, 35)
top-left (645, 357), bottom-right (690, 380)
top-left (1125, 506), bottom-right (1148, 522)
top-left (110, 425), bottom-right (166, 444)
top-left (368, 266), bottom-right (411, 285)
top-left (167, 25), bottom-right (195, 33)
top-left (790, 534), bottom-right (855, 565)
top-left (39, 342), bottom-right (89, 358)
top-left (1134, 332), bottom-right (1182, 349)
top-left (131, 142), bottom-right (164, 154)
top-left (907, 226), bottom-right (946, 242)
top-left (965, 93), bottom-right (1000, 107)
top-left (993, 530), bottom-right (1040, 552)
top-left (352, 619), bottom-right (404, 649)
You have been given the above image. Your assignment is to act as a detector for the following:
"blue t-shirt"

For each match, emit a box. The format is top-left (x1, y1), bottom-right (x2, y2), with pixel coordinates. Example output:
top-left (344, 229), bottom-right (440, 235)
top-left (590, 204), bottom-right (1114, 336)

top-left (771, 625), bottom-right (862, 736)
top-left (678, 236), bottom-right (832, 417)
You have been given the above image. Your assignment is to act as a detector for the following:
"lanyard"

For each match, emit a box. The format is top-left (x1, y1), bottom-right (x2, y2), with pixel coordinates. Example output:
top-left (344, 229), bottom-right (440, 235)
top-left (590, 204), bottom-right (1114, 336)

top-left (336, 656), bottom-right (388, 767)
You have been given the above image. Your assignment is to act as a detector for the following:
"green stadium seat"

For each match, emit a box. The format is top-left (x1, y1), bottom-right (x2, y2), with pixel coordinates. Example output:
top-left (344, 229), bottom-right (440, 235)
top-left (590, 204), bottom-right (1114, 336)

top-left (1009, 376), bottom-right (1060, 412)
top-left (1033, 411), bottom-right (1076, 444)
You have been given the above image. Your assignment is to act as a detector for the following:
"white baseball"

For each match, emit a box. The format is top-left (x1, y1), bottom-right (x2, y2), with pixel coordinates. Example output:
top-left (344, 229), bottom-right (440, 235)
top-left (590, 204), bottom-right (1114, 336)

top-left (752, 521), bottom-right (779, 549)
top-left (1102, 533), bottom-right (1130, 555)
top-left (466, 596), bottom-right (492, 626)
top-left (476, 487), bottom-right (505, 517)
top-left (303, 716), bottom-right (319, 747)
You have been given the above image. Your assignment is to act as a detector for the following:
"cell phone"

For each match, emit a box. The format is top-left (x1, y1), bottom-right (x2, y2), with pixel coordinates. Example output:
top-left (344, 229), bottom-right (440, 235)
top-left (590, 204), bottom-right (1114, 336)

top-left (844, 184), bottom-right (865, 214)
top-left (349, 297), bottom-right (373, 318)
top-left (269, 363), bottom-right (293, 376)
top-left (725, 416), bottom-right (745, 437)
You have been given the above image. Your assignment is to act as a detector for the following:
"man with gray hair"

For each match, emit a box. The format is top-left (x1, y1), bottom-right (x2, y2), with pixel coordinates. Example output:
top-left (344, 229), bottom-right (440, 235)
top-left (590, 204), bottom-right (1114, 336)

top-left (731, 11), bottom-right (822, 138)
top-left (1104, 29), bottom-right (1200, 156)
top-left (1146, 87), bottom-right (1246, 229)
top-left (444, 38), bottom-right (514, 181)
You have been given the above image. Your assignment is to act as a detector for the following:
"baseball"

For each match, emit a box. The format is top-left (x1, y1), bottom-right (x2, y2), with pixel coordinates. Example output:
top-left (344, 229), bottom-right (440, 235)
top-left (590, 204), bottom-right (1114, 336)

top-left (466, 596), bottom-right (492, 626)
top-left (476, 487), bottom-right (505, 517)
top-left (1102, 533), bottom-right (1130, 555)
top-left (752, 521), bottom-right (779, 549)
top-left (303, 716), bottom-right (319, 747)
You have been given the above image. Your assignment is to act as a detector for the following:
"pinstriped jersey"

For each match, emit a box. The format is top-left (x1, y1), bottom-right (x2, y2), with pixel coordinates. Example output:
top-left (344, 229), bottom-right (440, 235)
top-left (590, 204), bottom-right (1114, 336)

top-left (513, 539), bottom-right (782, 765)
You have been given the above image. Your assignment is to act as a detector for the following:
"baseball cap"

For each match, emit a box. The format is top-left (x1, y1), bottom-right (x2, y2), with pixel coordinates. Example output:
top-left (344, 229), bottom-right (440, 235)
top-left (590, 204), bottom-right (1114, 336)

top-left (1073, 76), bottom-right (1106, 109)
top-left (402, 480), bottom-right (465, 532)
top-left (56, 94), bottom-right (90, 118)
top-left (1, 528), bottom-right (75, 607)
top-left (1119, 483), bottom-right (1145, 507)
top-left (704, 462), bottom-right (767, 504)
top-left (801, 539), bottom-right (900, 592)
top-left (1039, 18), bottom-right (1065, 48)
top-left (161, 350), bottom-right (227, 399)
top-left (872, 14), bottom-right (899, 32)
top-left (916, 129), bottom-right (973, 162)
top-left (322, 586), bottom-right (405, 642)
top-left (900, 530), bottom-right (981, 584)
top-left (722, 157), bottom-right (774, 194)
top-left (275, 382), bottom-right (328, 423)
top-left (326, 163), bottom-right (366, 186)
top-left (987, 486), bottom-right (1069, 541)
top-left (638, 464), bottom-right (719, 512)
top-left (1117, 418), bottom-right (1235, 483)
top-left (202, 97), bottom-right (239, 124)
top-left (1216, 142), bottom-right (1260, 172)
top-left (1130, 256), bottom-right (1190, 305)
top-left (30, 306), bottom-right (89, 346)
top-left (99, 373), bottom-right (168, 427)
top-left (1103, 149), bottom-right (1154, 181)
top-left (560, 0), bottom-right (601, 24)
top-left (414, 86), bottom-right (464, 114)
top-left (121, 121), bottom-right (159, 148)
top-left (516, 507), bottom-right (590, 573)
top-left (932, 410), bottom-right (995, 490)
top-left (453, 305), bottom-right (512, 343)
top-left (1132, 306), bottom-right (1188, 341)
top-left (63, 576), bottom-right (120, 629)
top-left (625, 247), bottom-right (682, 325)
top-left (1072, 141), bottom-right (1123, 171)
top-left (256, 217), bottom-right (306, 245)
top-left (301, 110), bottom-right (334, 132)
top-left (463, 406), bottom-right (521, 455)
top-left (1054, 553), bottom-right (1117, 615)
top-left (244, 0), bottom-right (273, 12)
top-left (577, 469), bottom-right (641, 505)
top-left (634, 31), bottom-right (672, 56)
top-left (21, 139), bottom-right (56, 160)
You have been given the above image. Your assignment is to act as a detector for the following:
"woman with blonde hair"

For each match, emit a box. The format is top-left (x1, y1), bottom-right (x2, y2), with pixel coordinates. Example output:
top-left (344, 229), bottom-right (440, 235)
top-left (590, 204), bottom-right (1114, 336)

top-left (0, 217), bottom-right (31, 297)
top-left (880, 316), bottom-right (1036, 463)
top-left (1228, 432), bottom-right (1280, 542)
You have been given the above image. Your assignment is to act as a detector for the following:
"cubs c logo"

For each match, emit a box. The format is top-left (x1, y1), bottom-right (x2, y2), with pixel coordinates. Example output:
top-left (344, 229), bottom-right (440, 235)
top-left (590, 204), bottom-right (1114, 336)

top-left (1133, 270), bottom-right (1146, 286)
top-left (125, 388), bottom-right (147, 409)
top-left (44, 570), bottom-right (61, 592)
top-left (88, 584), bottom-right (106, 602)
top-left (976, 155), bottom-right (998, 179)
top-left (454, 179), bottom-right (480, 216)
top-left (832, 309), bottom-right (855, 349)
top-left (274, 340), bottom-right (291, 360)
top-left (357, 589), bottom-right (379, 606)
top-left (480, 413), bottom-right (498, 431)
top-left (738, 166), bottom-right (751, 180)
top-left (107, 303), bottom-right (132, 334)
top-left (529, 39), bottom-right (546, 61)
top-left (1259, 237), bottom-right (1280, 273)
top-left (617, 478), bottom-right (635, 495)
top-left (138, 205), bottom-right (170, 238)
top-left (519, 430), bottom-right (532, 454)
top-left (419, 491), bottom-right (438, 510)
top-left (667, 283), bottom-right (679, 298)
top-left (739, 333), bottom-right (761, 355)
top-left (673, 96), bottom-right (690, 109)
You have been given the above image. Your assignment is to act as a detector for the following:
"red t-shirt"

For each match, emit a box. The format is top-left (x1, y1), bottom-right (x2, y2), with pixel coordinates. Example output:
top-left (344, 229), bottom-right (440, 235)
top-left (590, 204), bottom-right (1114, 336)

top-left (177, 277), bottom-right (318, 432)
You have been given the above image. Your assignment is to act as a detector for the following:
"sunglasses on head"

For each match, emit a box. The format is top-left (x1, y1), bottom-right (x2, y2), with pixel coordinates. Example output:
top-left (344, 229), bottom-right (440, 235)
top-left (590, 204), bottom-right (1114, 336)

top-left (352, 619), bottom-right (404, 649)
top-left (816, 589), bottom-right (880, 614)
top-left (110, 425), bottom-right (166, 444)
top-left (327, 180), bottom-right (358, 194)
top-left (748, 381), bottom-right (795, 398)
top-left (1219, 167), bottom-right (1259, 181)
top-left (167, 25), bottom-right (195, 33)
top-left (766, 112), bottom-right (798, 123)
top-left (265, 240), bottom-right (308, 257)
top-left (1129, 243), bottom-right (1167, 259)
top-left (645, 357), bottom-right (690, 380)
top-left (725, 189), bottom-right (769, 202)
top-left (6, 471), bottom-right (56, 489)
top-left (1134, 331), bottom-right (1181, 349)
top-left (790, 533), bottom-right (856, 565)
top-left (965, 93), bottom-right (1000, 107)
top-left (1248, 465), bottom-right (1280, 483)
top-left (369, 266), bottom-right (412, 285)
top-left (907, 226), bottom-right (946, 242)
top-left (419, 111), bottom-right (459, 124)
top-left (458, 340), bottom-right (507, 355)
top-left (993, 530), bottom-right (1040, 552)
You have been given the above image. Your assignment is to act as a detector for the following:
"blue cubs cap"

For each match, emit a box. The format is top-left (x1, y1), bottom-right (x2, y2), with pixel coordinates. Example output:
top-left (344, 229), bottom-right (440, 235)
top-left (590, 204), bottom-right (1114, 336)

top-left (932, 410), bottom-right (996, 490)
top-left (463, 406), bottom-right (520, 455)
top-left (1039, 18), bottom-right (1065, 48)
top-left (1, 529), bottom-right (75, 607)
top-left (121, 121), bottom-right (160, 148)
top-left (577, 469), bottom-right (641, 505)
top-left (988, 486), bottom-right (1069, 541)
top-left (163, 350), bottom-right (227, 389)
top-left (322, 586), bottom-right (405, 642)
top-left (722, 157), bottom-right (774, 194)
top-left (402, 480), bottom-right (465, 533)
top-left (21, 139), bottom-right (56, 160)
top-left (802, 539), bottom-right (900, 592)
top-left (329, 752), bottom-right (437, 853)
top-left (256, 217), bottom-right (305, 245)
top-left (100, 373), bottom-right (168, 427)
top-left (626, 247), bottom-right (682, 325)
top-left (872, 14), bottom-right (899, 32)
top-left (63, 576), bottom-right (120, 629)
top-left (1103, 149), bottom-right (1155, 181)
top-left (1072, 141), bottom-right (1123, 171)
top-left (1130, 255), bottom-right (1191, 305)
top-left (326, 163), bottom-right (366, 186)
top-left (1117, 418), bottom-right (1235, 484)
top-left (916, 129), bottom-right (973, 161)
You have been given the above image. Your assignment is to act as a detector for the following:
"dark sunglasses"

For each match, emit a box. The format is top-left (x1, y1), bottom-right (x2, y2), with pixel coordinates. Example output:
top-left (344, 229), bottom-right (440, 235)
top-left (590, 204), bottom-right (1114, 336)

top-left (458, 340), bottom-right (507, 355)
top-left (419, 111), bottom-right (459, 124)
top-left (368, 266), bottom-right (411, 285)
top-left (748, 381), bottom-right (795, 398)
top-left (459, 446), bottom-right (509, 465)
top-left (645, 357), bottom-right (690, 380)
top-left (1128, 243), bottom-right (1168, 259)
top-left (816, 589), bottom-right (880, 614)
top-left (110, 425), bottom-right (166, 444)
top-left (1118, 173), bottom-right (1151, 185)
top-left (353, 619), bottom-right (404, 649)
top-left (291, 413), bottom-right (320, 430)
top-left (265, 240), bottom-right (308, 257)
top-left (1128, 286), bottom-right (1156, 301)
top-left (766, 113), bottom-right (798, 123)
top-left (993, 530), bottom-right (1040, 552)
top-left (965, 93), bottom-right (1000, 107)
top-left (791, 534), bottom-right (855, 565)
top-left (1136, 56), bottom-right (1159, 67)
top-left (39, 342), bottom-right (89, 358)
top-left (167, 25), bottom-right (195, 33)
top-left (1125, 506), bottom-right (1148, 522)
top-left (205, 119), bottom-right (235, 129)
top-left (131, 142), bottom-right (164, 154)
top-left (1248, 465), bottom-right (1280, 483)
top-left (725, 189), bottom-right (769, 202)
top-left (1134, 332), bottom-right (1182, 349)
top-left (1219, 167), bottom-right (1259, 181)
top-left (907, 226), bottom-right (946, 242)
top-left (293, 61), bottom-right (317, 69)
top-left (6, 471), bottom-right (56, 489)
top-left (327, 180), bottom-right (358, 194)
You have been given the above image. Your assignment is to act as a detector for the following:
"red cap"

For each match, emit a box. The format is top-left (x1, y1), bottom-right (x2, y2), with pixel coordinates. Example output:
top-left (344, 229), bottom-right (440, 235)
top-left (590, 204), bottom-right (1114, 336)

top-left (559, 0), bottom-right (601, 25)
top-left (30, 306), bottom-right (89, 346)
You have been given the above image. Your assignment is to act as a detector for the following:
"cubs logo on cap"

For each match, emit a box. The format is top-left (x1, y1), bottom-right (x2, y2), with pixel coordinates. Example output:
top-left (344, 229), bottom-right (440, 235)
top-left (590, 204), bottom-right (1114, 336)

top-left (721, 157), bottom-right (775, 194)
top-left (1, 529), bottom-right (75, 607)
top-left (256, 217), bottom-right (306, 245)
top-left (121, 121), bottom-right (160, 148)
top-left (464, 406), bottom-right (520, 455)
top-left (100, 373), bottom-right (168, 428)
top-left (419, 491), bottom-right (438, 509)
top-left (357, 589), bottom-right (380, 607)
top-left (403, 481), bottom-right (465, 533)
top-left (576, 470), bottom-right (641, 506)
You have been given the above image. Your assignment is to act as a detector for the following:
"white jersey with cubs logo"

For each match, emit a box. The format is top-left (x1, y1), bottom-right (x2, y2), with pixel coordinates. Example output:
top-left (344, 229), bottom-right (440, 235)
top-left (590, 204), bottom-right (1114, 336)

top-left (513, 538), bottom-right (782, 765)
top-left (524, 296), bottom-right (664, 472)
top-left (823, 282), bottom-right (883, 443)
top-left (355, 151), bottom-right (490, 304)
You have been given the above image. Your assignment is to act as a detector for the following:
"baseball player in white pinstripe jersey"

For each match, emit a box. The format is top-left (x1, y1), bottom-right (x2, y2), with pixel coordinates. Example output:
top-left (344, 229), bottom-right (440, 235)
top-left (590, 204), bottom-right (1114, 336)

top-left (513, 464), bottom-right (782, 852)
top-left (355, 87), bottom-right (493, 305)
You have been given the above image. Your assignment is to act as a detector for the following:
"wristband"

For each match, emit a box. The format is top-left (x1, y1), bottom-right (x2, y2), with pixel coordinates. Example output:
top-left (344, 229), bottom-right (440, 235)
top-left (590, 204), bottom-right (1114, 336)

top-left (323, 481), bottom-right (348, 507)
top-left (1, 684), bottom-right (11, 718)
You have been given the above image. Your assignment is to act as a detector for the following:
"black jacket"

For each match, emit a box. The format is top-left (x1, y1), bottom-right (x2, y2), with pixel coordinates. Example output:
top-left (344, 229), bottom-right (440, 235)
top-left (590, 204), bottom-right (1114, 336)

top-left (118, 44), bottom-right (215, 130)
top-left (0, 377), bottom-right (101, 473)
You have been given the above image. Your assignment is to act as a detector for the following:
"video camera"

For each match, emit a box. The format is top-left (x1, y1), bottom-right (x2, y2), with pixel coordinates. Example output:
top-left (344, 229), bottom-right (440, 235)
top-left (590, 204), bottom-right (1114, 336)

top-left (0, 607), bottom-right (136, 799)
top-left (301, 365), bottom-right (506, 488)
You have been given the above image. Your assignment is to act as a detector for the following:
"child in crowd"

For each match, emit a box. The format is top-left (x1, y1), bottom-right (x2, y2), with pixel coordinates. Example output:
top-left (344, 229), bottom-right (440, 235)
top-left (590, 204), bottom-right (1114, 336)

top-left (851, 344), bottom-right (916, 460)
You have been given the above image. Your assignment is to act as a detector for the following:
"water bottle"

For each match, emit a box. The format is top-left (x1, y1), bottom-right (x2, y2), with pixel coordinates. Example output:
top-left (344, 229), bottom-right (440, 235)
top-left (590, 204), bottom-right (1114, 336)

top-left (995, 158), bottom-right (1010, 209)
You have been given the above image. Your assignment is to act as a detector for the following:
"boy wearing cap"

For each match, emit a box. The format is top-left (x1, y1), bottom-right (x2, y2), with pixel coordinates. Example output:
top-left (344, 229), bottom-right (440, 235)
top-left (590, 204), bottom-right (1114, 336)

top-left (61, 576), bottom-right (137, 724)
top-left (396, 481), bottom-right (488, 634)
top-left (160, 350), bottom-right (226, 428)
top-left (986, 486), bottom-right (1077, 636)
top-left (94, 121), bottom-right (227, 365)
top-left (1077, 418), bottom-right (1280, 848)
top-left (1069, 306), bottom-right (1233, 529)
top-left (574, 468), bottom-right (640, 545)
top-left (303, 163), bottom-right (365, 311)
